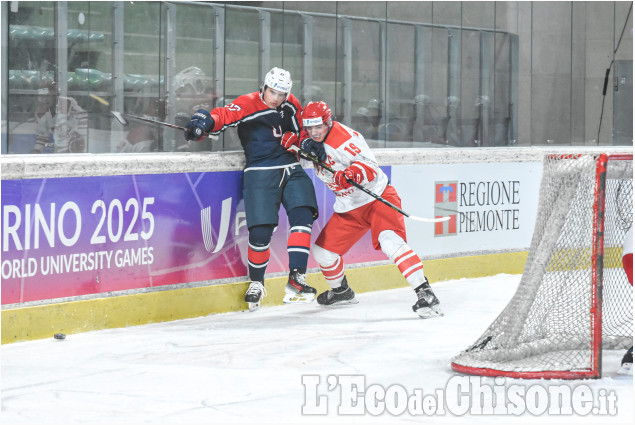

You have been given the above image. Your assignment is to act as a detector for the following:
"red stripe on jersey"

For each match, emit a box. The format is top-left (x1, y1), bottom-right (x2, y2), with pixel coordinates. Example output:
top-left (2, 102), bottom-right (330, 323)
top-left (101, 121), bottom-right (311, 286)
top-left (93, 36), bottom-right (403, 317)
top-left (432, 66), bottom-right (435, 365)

top-left (324, 122), bottom-right (354, 150)
top-left (288, 231), bottom-right (311, 249)
top-left (248, 247), bottom-right (270, 265)
top-left (351, 161), bottom-right (378, 182)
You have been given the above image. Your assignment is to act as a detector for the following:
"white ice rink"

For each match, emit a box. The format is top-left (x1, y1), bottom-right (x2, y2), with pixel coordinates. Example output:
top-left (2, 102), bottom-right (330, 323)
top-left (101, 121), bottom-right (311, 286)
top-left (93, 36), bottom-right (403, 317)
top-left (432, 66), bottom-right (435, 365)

top-left (1, 274), bottom-right (633, 425)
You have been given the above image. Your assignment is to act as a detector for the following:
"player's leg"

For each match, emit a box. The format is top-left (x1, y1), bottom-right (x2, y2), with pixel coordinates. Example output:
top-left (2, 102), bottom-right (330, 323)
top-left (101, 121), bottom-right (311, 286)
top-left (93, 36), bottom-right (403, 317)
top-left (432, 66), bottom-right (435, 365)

top-left (244, 224), bottom-right (275, 310)
top-left (281, 166), bottom-right (320, 303)
top-left (370, 186), bottom-right (443, 318)
top-left (313, 244), bottom-right (358, 305)
top-left (242, 169), bottom-right (284, 310)
top-left (622, 226), bottom-right (633, 286)
top-left (619, 346), bottom-right (633, 375)
top-left (623, 253), bottom-right (633, 285)
top-left (378, 230), bottom-right (442, 318)
top-left (312, 213), bottom-right (367, 305)
top-left (284, 206), bottom-right (318, 302)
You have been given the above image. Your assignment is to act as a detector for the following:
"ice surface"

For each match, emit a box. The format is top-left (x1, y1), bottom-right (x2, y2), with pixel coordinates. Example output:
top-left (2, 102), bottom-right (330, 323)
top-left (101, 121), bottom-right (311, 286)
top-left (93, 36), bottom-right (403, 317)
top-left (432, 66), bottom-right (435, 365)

top-left (1, 274), bottom-right (632, 424)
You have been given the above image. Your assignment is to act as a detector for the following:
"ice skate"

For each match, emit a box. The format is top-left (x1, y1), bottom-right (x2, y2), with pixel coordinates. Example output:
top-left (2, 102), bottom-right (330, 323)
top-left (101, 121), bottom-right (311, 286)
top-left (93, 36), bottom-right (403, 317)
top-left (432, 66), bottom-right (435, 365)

top-left (618, 346), bottom-right (633, 375)
top-left (317, 277), bottom-right (359, 306)
top-left (283, 269), bottom-right (317, 304)
top-left (245, 281), bottom-right (266, 311)
top-left (412, 278), bottom-right (443, 319)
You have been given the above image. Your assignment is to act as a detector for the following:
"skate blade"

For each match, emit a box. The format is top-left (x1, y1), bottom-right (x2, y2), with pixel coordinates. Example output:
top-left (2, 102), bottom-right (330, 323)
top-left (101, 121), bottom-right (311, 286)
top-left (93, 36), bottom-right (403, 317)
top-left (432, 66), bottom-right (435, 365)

top-left (282, 293), bottom-right (315, 304)
top-left (617, 363), bottom-right (633, 376)
top-left (248, 301), bottom-right (261, 312)
top-left (415, 305), bottom-right (444, 319)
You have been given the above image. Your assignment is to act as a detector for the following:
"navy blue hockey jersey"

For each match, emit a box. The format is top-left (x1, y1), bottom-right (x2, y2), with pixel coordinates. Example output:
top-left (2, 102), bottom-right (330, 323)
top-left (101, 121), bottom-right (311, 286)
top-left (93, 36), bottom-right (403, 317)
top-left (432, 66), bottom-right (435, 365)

top-left (210, 92), bottom-right (303, 169)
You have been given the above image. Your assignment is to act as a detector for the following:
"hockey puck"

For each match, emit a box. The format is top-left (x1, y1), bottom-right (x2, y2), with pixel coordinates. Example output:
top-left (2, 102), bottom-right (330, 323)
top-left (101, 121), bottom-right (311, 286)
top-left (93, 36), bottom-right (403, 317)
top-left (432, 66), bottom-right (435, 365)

top-left (54, 333), bottom-right (66, 340)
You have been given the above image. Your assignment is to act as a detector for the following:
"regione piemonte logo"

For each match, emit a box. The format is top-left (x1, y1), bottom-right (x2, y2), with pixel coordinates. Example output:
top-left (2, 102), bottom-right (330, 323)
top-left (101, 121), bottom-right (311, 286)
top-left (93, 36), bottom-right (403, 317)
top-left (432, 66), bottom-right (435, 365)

top-left (434, 181), bottom-right (457, 236)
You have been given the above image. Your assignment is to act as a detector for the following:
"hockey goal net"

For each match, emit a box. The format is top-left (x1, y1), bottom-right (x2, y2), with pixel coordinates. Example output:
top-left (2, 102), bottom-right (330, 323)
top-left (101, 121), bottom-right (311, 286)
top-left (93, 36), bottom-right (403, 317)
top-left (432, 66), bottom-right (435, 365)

top-left (452, 153), bottom-right (633, 379)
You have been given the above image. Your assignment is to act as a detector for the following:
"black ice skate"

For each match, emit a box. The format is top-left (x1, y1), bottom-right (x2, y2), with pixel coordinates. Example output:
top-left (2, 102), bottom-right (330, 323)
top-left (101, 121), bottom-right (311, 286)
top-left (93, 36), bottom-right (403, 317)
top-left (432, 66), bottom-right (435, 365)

top-left (412, 278), bottom-right (443, 319)
top-left (618, 346), bottom-right (633, 375)
top-left (317, 277), bottom-right (359, 306)
top-left (245, 281), bottom-right (266, 312)
top-left (283, 269), bottom-right (317, 304)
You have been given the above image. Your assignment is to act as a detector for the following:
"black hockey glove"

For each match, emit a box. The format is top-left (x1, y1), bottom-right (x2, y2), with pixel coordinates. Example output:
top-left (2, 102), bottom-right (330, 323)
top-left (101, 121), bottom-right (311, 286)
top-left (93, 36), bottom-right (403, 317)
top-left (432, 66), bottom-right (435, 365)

top-left (184, 109), bottom-right (214, 141)
top-left (299, 137), bottom-right (327, 162)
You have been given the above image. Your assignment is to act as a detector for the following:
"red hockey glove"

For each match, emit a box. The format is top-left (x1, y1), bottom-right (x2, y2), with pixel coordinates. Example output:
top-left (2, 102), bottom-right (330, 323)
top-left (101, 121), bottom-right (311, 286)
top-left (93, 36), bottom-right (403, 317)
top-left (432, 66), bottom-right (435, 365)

top-left (281, 132), bottom-right (300, 152)
top-left (334, 166), bottom-right (364, 189)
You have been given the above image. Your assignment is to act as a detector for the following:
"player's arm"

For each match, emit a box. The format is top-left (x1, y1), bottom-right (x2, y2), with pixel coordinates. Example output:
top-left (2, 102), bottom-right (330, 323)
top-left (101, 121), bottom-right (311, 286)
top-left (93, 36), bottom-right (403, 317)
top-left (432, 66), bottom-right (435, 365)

top-left (184, 109), bottom-right (215, 141)
top-left (280, 130), bottom-right (326, 162)
top-left (287, 93), bottom-right (304, 134)
top-left (208, 96), bottom-right (253, 131)
top-left (184, 96), bottom-right (248, 140)
top-left (333, 137), bottom-right (380, 189)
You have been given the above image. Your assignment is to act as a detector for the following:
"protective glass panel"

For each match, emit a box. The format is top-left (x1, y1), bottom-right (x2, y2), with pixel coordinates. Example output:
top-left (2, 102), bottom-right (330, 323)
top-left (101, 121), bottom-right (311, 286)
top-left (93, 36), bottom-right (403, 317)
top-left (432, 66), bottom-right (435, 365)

top-left (2, 1), bottom-right (632, 154)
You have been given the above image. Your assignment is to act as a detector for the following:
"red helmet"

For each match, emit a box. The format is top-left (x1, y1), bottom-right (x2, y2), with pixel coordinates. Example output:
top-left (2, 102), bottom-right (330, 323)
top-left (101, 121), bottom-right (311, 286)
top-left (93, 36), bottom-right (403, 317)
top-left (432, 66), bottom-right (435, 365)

top-left (302, 101), bottom-right (332, 128)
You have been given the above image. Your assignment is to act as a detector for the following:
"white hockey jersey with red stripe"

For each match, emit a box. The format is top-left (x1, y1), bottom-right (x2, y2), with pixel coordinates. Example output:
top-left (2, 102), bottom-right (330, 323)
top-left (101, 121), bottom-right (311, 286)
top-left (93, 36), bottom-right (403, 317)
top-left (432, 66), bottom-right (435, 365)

top-left (310, 121), bottom-right (388, 213)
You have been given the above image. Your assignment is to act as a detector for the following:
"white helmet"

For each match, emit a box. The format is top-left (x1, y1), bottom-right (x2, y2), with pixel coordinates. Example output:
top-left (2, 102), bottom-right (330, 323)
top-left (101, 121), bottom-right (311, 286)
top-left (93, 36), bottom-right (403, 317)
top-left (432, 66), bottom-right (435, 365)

top-left (263, 67), bottom-right (292, 95)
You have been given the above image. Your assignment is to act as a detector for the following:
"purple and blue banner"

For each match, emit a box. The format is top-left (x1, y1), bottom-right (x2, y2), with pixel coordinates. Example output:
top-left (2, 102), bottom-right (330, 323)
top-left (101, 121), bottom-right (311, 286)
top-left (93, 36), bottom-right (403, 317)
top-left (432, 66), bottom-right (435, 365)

top-left (1, 169), bottom-right (387, 305)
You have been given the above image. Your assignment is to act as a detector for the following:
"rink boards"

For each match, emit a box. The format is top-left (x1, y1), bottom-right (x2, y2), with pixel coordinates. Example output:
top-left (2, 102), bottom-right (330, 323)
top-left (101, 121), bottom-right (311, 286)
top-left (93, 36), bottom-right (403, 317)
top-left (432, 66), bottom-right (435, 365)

top-left (1, 147), bottom-right (625, 343)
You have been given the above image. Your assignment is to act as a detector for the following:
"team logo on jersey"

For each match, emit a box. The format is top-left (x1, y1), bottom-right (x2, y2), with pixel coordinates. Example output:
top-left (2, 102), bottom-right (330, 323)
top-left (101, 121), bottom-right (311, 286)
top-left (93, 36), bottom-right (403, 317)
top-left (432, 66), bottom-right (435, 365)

top-left (278, 110), bottom-right (285, 119)
top-left (225, 103), bottom-right (241, 112)
top-left (434, 181), bottom-right (457, 237)
top-left (272, 125), bottom-right (282, 138)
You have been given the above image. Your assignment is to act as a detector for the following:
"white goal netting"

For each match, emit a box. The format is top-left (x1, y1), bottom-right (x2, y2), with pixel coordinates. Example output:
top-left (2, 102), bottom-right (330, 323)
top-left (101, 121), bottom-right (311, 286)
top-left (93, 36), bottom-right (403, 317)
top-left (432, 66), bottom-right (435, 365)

top-left (452, 154), bottom-right (633, 378)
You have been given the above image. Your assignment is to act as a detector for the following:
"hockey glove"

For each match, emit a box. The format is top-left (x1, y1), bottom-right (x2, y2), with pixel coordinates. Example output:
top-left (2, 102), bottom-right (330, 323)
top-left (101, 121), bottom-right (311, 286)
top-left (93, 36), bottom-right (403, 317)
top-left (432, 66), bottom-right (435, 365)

top-left (184, 109), bottom-right (214, 141)
top-left (333, 166), bottom-right (364, 189)
top-left (281, 132), bottom-right (299, 151)
top-left (299, 137), bottom-right (327, 162)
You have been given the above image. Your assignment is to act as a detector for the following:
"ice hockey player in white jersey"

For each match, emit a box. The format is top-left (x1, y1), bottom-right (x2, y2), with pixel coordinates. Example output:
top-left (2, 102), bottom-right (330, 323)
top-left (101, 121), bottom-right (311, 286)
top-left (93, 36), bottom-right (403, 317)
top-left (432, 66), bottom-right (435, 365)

top-left (281, 101), bottom-right (442, 319)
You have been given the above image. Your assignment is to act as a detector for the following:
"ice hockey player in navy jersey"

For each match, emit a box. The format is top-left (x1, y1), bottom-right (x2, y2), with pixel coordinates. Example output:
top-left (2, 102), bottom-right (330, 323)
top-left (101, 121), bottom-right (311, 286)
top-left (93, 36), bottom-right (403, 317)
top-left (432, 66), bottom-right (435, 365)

top-left (281, 101), bottom-right (443, 319)
top-left (184, 67), bottom-right (326, 311)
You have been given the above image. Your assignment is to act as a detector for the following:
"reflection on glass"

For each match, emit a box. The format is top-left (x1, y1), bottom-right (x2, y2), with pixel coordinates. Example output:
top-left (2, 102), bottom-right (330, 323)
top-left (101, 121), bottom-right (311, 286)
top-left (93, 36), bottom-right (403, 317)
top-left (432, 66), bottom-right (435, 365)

top-left (3, 1), bottom-right (631, 154)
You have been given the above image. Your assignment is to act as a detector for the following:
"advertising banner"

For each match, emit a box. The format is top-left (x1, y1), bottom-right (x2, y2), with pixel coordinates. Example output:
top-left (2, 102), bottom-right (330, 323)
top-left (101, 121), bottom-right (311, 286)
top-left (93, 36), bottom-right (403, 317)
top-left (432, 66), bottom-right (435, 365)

top-left (1, 161), bottom-right (541, 306)
top-left (392, 162), bottom-right (542, 256)
top-left (1, 169), bottom-right (386, 305)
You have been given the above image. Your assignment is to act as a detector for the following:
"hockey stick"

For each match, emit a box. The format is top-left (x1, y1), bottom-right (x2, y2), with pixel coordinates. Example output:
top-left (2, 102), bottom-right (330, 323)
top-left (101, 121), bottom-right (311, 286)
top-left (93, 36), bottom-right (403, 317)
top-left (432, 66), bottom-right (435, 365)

top-left (290, 145), bottom-right (449, 224)
top-left (111, 111), bottom-right (215, 139)
top-left (111, 109), bottom-right (446, 223)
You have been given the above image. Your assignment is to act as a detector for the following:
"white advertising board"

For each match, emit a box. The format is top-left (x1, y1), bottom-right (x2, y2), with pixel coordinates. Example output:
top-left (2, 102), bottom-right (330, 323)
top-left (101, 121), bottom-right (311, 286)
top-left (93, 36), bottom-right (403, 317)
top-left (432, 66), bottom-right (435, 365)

top-left (392, 162), bottom-right (543, 257)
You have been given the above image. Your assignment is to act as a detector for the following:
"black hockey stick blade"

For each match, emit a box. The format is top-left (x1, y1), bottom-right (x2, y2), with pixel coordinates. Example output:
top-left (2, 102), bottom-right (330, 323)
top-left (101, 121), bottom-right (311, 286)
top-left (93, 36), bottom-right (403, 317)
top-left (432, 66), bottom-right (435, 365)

top-left (112, 111), bottom-right (185, 130)
top-left (111, 111), bottom-right (215, 139)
